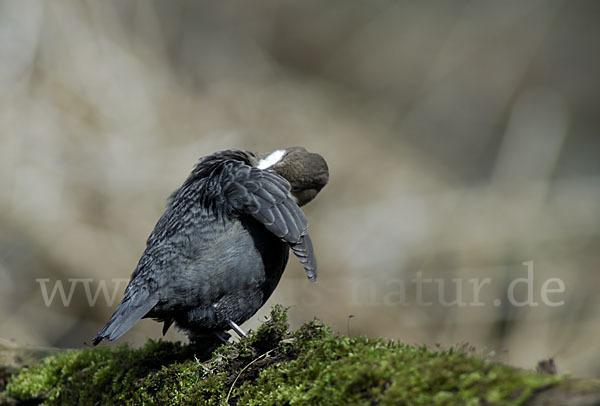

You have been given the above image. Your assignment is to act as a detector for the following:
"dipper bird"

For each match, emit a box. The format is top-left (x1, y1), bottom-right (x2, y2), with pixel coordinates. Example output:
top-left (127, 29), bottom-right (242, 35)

top-left (92, 147), bottom-right (328, 345)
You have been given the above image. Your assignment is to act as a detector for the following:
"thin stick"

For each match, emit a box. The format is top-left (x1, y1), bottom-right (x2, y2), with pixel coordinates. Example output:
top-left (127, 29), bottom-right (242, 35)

top-left (225, 348), bottom-right (276, 404)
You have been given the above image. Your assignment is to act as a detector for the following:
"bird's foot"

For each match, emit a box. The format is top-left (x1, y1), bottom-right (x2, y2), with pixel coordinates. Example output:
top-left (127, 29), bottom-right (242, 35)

top-left (228, 320), bottom-right (247, 337)
top-left (214, 331), bottom-right (231, 343)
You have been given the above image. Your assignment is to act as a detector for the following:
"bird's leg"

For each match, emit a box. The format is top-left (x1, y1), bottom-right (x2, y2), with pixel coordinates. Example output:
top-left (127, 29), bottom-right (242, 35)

top-left (228, 320), bottom-right (247, 338)
top-left (214, 331), bottom-right (231, 344)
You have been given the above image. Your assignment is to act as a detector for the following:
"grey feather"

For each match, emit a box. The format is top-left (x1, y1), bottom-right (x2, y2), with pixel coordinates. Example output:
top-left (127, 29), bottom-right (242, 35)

top-left (92, 288), bottom-right (158, 345)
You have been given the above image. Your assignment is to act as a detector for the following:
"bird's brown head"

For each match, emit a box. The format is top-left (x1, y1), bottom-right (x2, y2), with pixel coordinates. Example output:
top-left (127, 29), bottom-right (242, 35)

top-left (256, 147), bottom-right (329, 206)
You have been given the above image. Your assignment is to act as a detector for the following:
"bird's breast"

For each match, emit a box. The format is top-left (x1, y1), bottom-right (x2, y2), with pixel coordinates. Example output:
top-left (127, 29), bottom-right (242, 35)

top-left (154, 215), bottom-right (289, 310)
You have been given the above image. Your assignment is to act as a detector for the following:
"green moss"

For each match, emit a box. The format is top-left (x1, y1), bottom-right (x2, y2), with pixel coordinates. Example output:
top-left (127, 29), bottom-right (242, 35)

top-left (1, 305), bottom-right (565, 405)
top-left (233, 321), bottom-right (560, 406)
top-left (3, 340), bottom-right (198, 405)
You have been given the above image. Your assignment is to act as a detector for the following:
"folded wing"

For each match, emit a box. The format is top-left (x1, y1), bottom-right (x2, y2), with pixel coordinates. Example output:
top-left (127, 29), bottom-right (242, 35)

top-left (223, 163), bottom-right (318, 281)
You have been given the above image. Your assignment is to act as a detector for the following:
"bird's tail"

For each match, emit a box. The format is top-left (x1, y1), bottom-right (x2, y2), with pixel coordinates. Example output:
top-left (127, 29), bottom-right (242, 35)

top-left (92, 287), bottom-right (158, 345)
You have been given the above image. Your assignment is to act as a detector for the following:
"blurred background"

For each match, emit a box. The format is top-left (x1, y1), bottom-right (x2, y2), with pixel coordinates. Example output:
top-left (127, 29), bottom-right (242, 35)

top-left (1, 0), bottom-right (599, 376)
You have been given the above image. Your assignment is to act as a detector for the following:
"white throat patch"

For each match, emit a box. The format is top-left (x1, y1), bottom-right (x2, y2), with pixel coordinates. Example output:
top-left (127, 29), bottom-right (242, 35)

top-left (257, 149), bottom-right (286, 169)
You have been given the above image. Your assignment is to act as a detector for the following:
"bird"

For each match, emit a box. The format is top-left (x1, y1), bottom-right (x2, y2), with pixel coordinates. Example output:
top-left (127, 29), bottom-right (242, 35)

top-left (92, 147), bottom-right (328, 345)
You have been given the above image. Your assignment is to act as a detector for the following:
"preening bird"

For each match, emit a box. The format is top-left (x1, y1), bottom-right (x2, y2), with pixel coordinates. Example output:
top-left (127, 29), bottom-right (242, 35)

top-left (92, 147), bottom-right (328, 345)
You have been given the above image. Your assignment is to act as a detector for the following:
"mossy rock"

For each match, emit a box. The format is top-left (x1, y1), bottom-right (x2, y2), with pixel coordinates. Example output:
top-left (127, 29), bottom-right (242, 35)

top-left (1, 306), bottom-right (598, 405)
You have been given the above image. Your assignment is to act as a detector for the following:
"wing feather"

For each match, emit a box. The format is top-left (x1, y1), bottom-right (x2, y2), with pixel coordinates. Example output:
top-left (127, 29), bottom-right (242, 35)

top-left (223, 163), bottom-right (317, 280)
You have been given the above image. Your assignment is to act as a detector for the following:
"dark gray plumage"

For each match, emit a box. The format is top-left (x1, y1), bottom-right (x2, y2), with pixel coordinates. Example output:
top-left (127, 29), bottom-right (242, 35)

top-left (92, 147), bottom-right (328, 345)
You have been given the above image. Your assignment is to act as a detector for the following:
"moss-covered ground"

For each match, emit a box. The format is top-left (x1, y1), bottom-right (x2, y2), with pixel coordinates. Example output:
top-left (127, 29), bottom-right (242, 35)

top-left (0, 306), bottom-right (583, 405)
